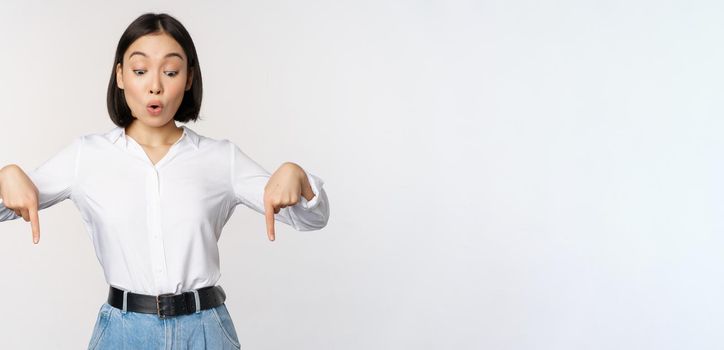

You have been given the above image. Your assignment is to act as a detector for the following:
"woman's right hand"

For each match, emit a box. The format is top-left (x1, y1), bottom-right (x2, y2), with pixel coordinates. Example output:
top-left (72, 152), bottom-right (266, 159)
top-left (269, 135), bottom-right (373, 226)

top-left (0, 165), bottom-right (41, 244)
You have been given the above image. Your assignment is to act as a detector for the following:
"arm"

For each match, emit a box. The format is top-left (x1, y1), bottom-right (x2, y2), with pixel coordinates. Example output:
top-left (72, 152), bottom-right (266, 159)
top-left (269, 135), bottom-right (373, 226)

top-left (229, 141), bottom-right (330, 232)
top-left (0, 165), bottom-right (23, 221)
top-left (0, 137), bottom-right (82, 223)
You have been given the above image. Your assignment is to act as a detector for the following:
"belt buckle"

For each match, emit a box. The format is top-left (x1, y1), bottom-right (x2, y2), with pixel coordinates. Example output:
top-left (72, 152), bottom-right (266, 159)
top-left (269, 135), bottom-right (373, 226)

top-left (156, 293), bottom-right (176, 319)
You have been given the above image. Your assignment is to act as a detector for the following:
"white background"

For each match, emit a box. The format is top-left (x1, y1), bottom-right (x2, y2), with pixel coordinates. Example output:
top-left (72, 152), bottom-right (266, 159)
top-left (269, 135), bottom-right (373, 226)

top-left (0, 0), bottom-right (722, 349)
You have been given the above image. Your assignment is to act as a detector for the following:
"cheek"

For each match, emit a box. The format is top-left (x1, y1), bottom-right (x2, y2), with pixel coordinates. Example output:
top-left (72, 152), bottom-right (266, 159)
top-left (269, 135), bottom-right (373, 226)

top-left (122, 83), bottom-right (145, 105)
top-left (168, 79), bottom-right (189, 99)
top-left (171, 74), bottom-right (189, 89)
top-left (122, 76), bottom-right (143, 93)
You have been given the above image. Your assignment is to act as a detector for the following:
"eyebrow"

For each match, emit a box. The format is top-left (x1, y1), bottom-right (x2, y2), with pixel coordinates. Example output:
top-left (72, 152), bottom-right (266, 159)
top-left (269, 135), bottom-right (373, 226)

top-left (128, 51), bottom-right (184, 61)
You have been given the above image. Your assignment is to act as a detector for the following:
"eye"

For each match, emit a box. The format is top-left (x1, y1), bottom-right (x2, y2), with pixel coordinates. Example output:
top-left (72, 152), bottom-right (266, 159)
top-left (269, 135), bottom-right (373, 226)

top-left (165, 71), bottom-right (179, 77)
top-left (132, 69), bottom-right (145, 76)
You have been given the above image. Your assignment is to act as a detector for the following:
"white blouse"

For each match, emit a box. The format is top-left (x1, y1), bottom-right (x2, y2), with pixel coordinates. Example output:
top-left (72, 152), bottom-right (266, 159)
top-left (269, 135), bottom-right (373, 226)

top-left (0, 125), bottom-right (330, 295)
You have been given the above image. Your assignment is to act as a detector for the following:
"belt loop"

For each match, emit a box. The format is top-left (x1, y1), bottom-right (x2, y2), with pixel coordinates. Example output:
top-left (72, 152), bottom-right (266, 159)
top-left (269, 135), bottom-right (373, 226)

top-left (192, 289), bottom-right (201, 313)
top-left (122, 290), bottom-right (129, 314)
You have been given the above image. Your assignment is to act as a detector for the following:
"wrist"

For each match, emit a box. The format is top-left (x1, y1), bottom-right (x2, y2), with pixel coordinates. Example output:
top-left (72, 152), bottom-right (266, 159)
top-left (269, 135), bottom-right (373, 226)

top-left (0, 165), bottom-right (9, 188)
top-left (283, 162), bottom-right (314, 201)
top-left (0, 164), bottom-right (18, 188)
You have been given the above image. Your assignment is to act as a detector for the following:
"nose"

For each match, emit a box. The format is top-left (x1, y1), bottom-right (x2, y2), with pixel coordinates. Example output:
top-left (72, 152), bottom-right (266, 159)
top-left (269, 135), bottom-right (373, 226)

top-left (149, 74), bottom-right (162, 95)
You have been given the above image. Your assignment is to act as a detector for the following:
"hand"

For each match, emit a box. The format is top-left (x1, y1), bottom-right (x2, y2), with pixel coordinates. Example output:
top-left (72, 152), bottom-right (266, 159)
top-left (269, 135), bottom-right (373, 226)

top-left (0, 165), bottom-right (41, 244)
top-left (263, 162), bottom-right (311, 241)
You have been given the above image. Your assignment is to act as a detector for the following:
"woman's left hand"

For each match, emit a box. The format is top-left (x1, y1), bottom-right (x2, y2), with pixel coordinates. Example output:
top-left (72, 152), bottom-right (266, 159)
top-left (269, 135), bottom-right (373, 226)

top-left (264, 162), bottom-right (314, 241)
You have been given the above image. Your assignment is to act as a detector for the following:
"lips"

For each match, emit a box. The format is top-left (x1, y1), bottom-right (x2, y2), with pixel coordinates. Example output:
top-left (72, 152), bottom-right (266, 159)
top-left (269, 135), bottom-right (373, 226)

top-left (146, 100), bottom-right (164, 116)
top-left (147, 100), bottom-right (164, 109)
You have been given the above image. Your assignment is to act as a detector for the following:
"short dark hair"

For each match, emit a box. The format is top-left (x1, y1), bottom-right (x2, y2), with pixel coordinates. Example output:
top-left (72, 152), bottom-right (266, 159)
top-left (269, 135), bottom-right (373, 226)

top-left (107, 13), bottom-right (203, 127)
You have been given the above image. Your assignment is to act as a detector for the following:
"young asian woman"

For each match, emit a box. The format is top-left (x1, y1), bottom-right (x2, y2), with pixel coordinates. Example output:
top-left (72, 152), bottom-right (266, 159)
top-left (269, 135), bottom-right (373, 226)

top-left (0, 12), bottom-right (330, 349)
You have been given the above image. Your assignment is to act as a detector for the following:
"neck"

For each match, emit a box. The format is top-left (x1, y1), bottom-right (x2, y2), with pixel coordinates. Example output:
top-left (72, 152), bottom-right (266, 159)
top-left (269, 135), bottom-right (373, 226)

top-left (125, 120), bottom-right (183, 147)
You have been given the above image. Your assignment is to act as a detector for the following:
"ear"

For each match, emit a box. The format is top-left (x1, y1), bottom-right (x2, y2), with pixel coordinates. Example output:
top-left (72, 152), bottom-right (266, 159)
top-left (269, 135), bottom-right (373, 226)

top-left (185, 67), bottom-right (194, 91)
top-left (116, 63), bottom-right (124, 90)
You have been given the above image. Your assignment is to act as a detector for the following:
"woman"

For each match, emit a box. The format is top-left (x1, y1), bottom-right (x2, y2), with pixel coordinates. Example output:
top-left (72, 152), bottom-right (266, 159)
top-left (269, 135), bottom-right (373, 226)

top-left (0, 12), bottom-right (330, 349)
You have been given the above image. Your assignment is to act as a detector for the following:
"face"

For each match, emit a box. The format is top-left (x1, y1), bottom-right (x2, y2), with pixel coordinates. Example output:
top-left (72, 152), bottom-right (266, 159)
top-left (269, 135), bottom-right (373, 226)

top-left (116, 32), bottom-right (193, 127)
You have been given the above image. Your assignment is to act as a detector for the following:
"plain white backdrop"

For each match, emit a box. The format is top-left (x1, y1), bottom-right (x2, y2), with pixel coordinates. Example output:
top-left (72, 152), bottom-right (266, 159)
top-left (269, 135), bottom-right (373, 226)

top-left (0, 0), bottom-right (722, 349)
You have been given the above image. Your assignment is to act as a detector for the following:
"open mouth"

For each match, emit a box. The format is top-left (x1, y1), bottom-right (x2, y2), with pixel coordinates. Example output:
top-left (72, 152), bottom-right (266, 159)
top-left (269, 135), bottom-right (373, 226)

top-left (147, 104), bottom-right (163, 115)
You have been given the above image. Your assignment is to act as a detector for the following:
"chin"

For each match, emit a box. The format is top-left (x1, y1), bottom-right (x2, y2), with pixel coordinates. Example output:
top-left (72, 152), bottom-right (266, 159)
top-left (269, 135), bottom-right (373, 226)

top-left (135, 116), bottom-right (175, 127)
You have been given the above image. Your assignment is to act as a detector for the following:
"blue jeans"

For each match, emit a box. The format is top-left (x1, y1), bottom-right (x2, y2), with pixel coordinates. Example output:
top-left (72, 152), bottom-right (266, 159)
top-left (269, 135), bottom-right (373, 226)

top-left (87, 301), bottom-right (242, 349)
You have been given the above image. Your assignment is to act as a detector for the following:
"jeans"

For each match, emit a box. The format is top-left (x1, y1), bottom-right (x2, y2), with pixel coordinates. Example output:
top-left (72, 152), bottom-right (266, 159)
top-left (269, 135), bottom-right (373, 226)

top-left (87, 301), bottom-right (242, 349)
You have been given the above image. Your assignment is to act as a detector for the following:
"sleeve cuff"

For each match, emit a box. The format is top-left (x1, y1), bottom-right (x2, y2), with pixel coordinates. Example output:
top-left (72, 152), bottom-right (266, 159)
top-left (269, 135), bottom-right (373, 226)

top-left (297, 169), bottom-right (324, 210)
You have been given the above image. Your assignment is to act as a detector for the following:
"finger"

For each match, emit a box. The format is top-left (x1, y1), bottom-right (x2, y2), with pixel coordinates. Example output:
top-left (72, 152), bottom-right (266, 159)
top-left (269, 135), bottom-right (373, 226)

top-left (29, 205), bottom-right (40, 244)
top-left (265, 200), bottom-right (275, 242)
top-left (20, 208), bottom-right (30, 222)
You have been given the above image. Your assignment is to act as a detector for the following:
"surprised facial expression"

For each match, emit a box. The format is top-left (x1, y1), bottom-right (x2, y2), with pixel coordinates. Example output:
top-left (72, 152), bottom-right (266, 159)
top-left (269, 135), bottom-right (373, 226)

top-left (115, 32), bottom-right (193, 127)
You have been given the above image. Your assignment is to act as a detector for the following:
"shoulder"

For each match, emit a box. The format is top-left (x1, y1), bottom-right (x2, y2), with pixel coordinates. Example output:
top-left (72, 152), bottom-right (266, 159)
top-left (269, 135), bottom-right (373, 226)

top-left (180, 125), bottom-right (232, 152)
top-left (190, 131), bottom-right (249, 163)
top-left (80, 126), bottom-right (123, 146)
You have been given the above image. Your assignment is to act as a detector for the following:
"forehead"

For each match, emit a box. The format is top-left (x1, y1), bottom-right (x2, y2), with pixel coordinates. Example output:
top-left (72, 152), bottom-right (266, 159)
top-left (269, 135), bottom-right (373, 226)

top-left (125, 32), bottom-right (186, 62)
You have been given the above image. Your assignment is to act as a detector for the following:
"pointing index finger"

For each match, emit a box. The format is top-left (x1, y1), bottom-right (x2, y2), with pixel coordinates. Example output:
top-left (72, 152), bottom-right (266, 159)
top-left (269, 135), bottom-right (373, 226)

top-left (265, 200), bottom-right (275, 241)
top-left (29, 204), bottom-right (40, 244)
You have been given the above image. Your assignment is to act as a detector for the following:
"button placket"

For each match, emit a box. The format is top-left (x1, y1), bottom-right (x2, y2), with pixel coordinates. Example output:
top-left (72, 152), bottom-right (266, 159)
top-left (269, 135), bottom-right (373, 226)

top-left (146, 167), bottom-right (169, 292)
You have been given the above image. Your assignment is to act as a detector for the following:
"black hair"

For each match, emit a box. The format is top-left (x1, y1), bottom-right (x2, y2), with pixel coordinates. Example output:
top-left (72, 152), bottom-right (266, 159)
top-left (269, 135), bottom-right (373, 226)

top-left (107, 13), bottom-right (203, 127)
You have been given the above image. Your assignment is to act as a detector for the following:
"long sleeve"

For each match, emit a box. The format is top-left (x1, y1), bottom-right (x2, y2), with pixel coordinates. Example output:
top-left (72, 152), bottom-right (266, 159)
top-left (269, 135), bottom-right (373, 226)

top-left (229, 141), bottom-right (330, 231)
top-left (0, 136), bottom-right (82, 222)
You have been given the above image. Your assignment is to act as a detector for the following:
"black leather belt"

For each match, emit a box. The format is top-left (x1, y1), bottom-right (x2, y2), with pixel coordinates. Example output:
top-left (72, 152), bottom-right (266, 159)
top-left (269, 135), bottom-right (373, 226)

top-left (107, 285), bottom-right (226, 318)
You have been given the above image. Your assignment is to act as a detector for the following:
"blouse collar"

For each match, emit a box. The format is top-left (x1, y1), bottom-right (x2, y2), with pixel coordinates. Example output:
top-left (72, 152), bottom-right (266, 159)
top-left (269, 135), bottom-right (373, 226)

top-left (106, 124), bottom-right (200, 150)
